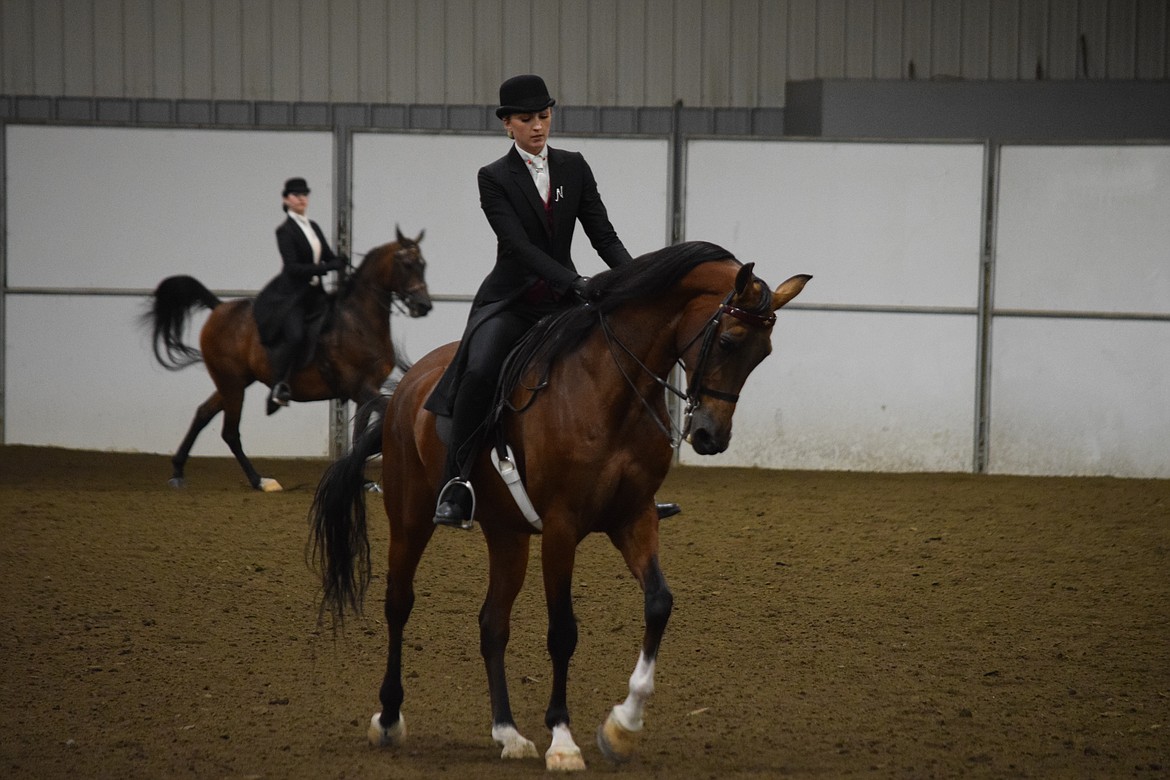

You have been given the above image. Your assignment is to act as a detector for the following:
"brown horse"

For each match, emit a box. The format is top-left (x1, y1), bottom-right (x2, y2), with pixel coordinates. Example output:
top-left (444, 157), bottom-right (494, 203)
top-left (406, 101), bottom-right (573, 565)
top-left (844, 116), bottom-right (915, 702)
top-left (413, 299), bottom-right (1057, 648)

top-left (144, 228), bottom-right (431, 491)
top-left (309, 240), bottom-right (809, 770)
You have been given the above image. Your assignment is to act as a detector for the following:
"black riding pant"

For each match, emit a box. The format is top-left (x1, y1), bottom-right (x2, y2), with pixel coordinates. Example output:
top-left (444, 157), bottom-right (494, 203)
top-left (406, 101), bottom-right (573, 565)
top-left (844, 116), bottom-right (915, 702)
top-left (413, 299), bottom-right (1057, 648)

top-left (445, 303), bottom-right (558, 483)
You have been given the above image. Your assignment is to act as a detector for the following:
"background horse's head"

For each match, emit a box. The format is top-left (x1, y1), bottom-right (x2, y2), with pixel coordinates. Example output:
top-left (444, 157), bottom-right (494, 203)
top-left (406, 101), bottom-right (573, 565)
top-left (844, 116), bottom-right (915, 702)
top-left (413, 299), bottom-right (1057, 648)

top-left (676, 261), bottom-right (811, 456)
top-left (356, 227), bottom-right (432, 317)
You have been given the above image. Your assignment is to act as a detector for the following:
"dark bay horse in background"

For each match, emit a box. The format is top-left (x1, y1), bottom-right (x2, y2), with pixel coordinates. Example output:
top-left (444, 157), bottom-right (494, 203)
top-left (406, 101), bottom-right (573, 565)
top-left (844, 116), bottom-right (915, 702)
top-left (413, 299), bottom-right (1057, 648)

top-left (144, 228), bottom-right (431, 491)
top-left (309, 240), bottom-right (810, 770)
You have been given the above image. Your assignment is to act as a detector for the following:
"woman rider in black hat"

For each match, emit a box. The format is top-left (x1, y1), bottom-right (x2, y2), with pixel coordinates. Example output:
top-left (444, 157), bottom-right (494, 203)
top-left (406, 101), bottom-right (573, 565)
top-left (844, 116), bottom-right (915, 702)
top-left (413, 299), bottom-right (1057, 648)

top-left (425, 74), bottom-right (680, 528)
top-left (254, 177), bottom-right (347, 413)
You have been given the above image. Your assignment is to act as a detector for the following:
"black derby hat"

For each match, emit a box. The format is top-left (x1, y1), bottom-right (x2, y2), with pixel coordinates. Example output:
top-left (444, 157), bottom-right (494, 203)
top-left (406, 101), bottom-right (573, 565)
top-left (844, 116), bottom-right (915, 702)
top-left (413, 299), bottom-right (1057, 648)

top-left (282, 177), bottom-right (310, 196)
top-left (496, 74), bottom-right (556, 119)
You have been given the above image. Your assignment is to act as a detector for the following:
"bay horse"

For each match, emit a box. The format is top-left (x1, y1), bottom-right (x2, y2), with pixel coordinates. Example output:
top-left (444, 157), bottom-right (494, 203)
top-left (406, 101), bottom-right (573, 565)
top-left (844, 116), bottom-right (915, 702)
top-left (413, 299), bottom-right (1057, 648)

top-left (309, 240), bottom-right (809, 770)
top-left (144, 228), bottom-right (431, 491)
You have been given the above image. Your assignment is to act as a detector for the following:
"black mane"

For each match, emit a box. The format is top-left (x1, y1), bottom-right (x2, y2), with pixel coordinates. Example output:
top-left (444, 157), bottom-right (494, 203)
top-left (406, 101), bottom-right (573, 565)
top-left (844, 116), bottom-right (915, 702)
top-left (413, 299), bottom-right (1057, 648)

top-left (496, 240), bottom-right (737, 406)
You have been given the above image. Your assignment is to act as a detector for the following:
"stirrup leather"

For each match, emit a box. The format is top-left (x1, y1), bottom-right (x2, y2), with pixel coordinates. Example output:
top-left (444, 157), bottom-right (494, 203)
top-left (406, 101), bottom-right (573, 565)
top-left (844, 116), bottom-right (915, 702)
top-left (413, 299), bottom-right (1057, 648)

top-left (491, 445), bottom-right (542, 530)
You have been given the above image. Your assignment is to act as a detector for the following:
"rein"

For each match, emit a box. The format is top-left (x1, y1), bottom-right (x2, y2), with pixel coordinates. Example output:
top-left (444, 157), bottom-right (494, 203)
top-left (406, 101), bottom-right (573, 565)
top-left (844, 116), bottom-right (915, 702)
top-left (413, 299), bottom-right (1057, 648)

top-left (598, 280), bottom-right (775, 447)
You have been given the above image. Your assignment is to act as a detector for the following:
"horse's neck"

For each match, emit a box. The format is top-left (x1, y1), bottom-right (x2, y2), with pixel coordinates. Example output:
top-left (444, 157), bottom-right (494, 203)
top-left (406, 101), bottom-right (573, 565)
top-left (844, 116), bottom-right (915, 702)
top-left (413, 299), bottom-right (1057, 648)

top-left (348, 266), bottom-right (395, 321)
top-left (574, 301), bottom-right (688, 401)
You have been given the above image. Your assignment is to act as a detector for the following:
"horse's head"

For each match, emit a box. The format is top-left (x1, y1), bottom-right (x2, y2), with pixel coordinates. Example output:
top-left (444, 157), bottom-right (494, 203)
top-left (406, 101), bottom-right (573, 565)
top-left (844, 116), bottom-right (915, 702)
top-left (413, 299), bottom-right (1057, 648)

top-left (678, 262), bottom-right (810, 455)
top-left (365, 227), bottom-right (432, 317)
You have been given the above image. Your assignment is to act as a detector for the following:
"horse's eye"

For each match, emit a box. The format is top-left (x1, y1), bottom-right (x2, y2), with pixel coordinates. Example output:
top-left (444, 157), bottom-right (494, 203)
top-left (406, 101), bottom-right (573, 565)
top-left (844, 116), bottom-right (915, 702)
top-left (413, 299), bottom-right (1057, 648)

top-left (719, 332), bottom-right (740, 351)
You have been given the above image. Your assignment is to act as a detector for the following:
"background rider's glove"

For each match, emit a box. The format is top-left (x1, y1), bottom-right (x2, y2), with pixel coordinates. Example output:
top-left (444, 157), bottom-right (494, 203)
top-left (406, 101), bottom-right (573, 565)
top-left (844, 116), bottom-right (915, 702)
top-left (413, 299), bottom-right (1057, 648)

top-left (318, 258), bottom-right (347, 275)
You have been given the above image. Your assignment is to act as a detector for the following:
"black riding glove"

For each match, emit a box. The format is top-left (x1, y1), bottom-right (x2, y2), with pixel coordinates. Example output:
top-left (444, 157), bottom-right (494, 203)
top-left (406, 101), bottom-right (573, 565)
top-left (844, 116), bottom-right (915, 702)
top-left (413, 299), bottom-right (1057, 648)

top-left (570, 275), bottom-right (592, 302)
top-left (317, 258), bottom-right (347, 275)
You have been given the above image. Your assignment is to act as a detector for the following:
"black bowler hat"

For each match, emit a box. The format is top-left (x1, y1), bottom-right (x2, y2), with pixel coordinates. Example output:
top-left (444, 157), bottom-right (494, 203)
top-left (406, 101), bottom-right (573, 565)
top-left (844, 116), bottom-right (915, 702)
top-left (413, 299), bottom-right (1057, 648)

top-left (282, 177), bottom-right (310, 196)
top-left (495, 74), bottom-right (556, 119)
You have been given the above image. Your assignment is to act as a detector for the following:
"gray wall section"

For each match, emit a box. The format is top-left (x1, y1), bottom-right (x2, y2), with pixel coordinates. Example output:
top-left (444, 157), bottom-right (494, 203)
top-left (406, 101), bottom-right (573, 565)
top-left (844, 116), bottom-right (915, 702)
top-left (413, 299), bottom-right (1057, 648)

top-left (786, 80), bottom-right (1170, 140)
top-left (2, 0), bottom-right (1168, 107)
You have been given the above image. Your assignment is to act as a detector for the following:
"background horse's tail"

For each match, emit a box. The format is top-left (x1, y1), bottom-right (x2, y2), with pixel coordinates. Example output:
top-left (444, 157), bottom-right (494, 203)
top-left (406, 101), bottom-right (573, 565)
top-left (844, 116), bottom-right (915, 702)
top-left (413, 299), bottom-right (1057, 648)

top-left (141, 275), bottom-right (222, 369)
top-left (308, 395), bottom-right (386, 627)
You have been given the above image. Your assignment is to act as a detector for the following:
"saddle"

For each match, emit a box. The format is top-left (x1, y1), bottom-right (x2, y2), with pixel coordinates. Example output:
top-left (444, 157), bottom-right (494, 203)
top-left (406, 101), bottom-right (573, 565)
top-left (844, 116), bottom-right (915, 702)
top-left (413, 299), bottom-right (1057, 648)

top-left (433, 334), bottom-right (549, 530)
top-left (255, 288), bottom-right (337, 369)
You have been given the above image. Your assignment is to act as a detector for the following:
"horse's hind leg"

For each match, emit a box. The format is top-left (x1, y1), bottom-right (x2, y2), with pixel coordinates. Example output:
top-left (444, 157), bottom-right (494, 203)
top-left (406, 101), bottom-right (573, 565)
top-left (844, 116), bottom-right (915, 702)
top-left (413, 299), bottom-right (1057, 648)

top-left (597, 526), bottom-right (673, 764)
top-left (480, 530), bottom-right (539, 760)
top-left (370, 490), bottom-right (434, 748)
top-left (169, 392), bottom-right (224, 487)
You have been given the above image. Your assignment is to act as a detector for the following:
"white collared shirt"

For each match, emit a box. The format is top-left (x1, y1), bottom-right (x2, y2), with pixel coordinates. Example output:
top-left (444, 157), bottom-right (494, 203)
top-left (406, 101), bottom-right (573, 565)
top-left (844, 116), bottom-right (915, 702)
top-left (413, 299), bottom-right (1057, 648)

top-left (515, 143), bottom-right (550, 203)
top-left (291, 212), bottom-right (322, 263)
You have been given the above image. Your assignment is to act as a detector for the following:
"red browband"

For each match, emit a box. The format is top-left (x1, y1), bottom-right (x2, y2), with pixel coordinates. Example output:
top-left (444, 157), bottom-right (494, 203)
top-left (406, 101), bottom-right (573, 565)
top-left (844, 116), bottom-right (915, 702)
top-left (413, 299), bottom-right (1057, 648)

top-left (719, 304), bottom-right (776, 328)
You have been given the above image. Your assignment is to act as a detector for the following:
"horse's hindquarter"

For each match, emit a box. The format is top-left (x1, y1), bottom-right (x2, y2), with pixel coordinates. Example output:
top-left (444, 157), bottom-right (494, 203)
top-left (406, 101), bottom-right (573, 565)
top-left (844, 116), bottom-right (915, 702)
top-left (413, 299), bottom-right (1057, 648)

top-left (381, 343), bottom-right (458, 501)
top-left (199, 298), bottom-right (267, 385)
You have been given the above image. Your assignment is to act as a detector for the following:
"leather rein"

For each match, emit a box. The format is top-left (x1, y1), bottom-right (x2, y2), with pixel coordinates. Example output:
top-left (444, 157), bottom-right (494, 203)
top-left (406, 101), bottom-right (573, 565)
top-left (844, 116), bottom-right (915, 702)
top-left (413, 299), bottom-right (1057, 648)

top-left (598, 279), bottom-right (776, 447)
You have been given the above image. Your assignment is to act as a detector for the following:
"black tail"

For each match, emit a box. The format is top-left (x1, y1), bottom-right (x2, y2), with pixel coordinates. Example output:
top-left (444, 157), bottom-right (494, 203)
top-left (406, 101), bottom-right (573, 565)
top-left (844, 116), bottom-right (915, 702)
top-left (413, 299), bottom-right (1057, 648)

top-left (141, 275), bottom-right (222, 369)
top-left (308, 395), bottom-right (387, 627)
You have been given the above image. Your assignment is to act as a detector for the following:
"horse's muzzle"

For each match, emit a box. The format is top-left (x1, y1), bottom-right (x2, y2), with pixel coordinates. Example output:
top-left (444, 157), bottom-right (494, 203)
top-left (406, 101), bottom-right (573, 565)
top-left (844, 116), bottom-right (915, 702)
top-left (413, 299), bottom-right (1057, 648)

top-left (407, 296), bottom-right (433, 318)
top-left (688, 424), bottom-right (729, 455)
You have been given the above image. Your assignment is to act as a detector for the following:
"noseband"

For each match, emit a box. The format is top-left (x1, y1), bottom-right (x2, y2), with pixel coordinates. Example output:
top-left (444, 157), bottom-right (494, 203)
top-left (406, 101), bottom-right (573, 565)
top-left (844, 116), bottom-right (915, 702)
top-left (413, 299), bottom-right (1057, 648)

top-left (598, 277), bottom-right (776, 447)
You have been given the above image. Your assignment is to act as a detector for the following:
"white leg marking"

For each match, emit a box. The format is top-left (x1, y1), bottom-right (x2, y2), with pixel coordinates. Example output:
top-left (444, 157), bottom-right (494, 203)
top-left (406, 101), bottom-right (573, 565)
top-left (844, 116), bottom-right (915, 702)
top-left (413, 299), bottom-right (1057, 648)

top-left (368, 711), bottom-right (406, 747)
top-left (545, 723), bottom-right (586, 771)
top-left (259, 477), bottom-right (283, 492)
top-left (613, 651), bottom-right (655, 732)
top-left (492, 723), bottom-right (538, 759)
top-left (597, 651), bottom-right (655, 763)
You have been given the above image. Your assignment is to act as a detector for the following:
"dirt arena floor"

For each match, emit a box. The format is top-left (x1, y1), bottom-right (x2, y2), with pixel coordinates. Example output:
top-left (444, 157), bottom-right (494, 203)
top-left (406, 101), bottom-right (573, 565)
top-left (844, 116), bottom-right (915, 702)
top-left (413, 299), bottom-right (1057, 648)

top-left (1, 445), bottom-right (1167, 779)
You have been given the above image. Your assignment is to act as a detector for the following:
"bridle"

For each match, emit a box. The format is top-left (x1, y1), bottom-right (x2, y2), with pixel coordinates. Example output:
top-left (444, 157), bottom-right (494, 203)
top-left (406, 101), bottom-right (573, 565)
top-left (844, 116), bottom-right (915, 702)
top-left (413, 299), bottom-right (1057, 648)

top-left (380, 244), bottom-right (429, 315)
top-left (598, 278), bottom-right (776, 447)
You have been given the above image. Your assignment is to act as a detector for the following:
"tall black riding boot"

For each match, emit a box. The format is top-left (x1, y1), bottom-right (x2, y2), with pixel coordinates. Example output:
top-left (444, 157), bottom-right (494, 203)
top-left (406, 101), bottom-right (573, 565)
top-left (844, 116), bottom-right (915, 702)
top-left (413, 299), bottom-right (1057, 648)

top-left (267, 342), bottom-right (296, 415)
top-left (433, 374), bottom-right (494, 528)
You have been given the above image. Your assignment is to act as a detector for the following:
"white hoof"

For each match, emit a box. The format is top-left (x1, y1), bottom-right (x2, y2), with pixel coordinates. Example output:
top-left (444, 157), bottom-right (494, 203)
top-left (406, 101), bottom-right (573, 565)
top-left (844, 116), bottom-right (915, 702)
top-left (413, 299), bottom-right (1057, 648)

top-left (596, 710), bottom-right (641, 764)
top-left (545, 724), bottom-right (586, 771)
top-left (368, 712), bottom-right (406, 747)
top-left (259, 478), bottom-right (283, 493)
top-left (545, 746), bottom-right (586, 772)
top-left (492, 723), bottom-right (538, 759)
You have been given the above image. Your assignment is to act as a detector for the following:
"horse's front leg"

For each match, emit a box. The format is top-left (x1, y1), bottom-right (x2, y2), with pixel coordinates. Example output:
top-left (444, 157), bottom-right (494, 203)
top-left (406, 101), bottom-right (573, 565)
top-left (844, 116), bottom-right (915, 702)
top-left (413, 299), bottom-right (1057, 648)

top-left (597, 523), bottom-right (673, 764)
top-left (541, 528), bottom-right (587, 771)
top-left (218, 387), bottom-right (281, 492)
top-left (481, 530), bottom-right (539, 760)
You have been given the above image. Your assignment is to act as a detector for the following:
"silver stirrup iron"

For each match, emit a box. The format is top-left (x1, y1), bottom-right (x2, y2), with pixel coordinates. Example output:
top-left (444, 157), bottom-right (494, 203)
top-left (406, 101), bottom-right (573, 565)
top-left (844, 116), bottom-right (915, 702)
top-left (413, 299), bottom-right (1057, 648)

top-left (436, 477), bottom-right (476, 530)
top-left (491, 445), bottom-right (542, 530)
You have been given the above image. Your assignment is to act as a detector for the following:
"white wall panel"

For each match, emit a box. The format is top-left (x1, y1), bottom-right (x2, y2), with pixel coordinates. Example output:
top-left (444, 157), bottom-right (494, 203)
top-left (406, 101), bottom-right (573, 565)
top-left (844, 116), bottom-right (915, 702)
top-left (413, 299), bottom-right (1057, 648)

top-left (351, 133), bottom-right (671, 297)
top-left (988, 317), bottom-right (1170, 478)
top-left (684, 140), bottom-right (986, 309)
top-left (679, 310), bottom-right (977, 472)
top-left (995, 145), bottom-right (1170, 315)
top-left (682, 139), bottom-right (984, 473)
top-left (4, 295), bottom-right (330, 458)
top-left (6, 126), bottom-right (334, 292)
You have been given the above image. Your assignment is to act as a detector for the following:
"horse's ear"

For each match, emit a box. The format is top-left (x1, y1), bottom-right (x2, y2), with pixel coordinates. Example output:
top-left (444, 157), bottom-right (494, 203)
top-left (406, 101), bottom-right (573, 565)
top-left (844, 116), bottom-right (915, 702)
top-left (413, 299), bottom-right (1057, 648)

top-left (734, 262), bottom-right (756, 295)
top-left (396, 225), bottom-right (404, 243)
top-left (771, 274), bottom-right (812, 310)
top-left (415, 229), bottom-right (425, 244)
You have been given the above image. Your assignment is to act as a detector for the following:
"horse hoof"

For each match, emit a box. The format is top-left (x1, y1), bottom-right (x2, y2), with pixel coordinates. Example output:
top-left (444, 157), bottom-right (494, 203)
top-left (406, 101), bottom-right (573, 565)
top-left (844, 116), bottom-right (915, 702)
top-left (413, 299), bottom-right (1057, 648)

top-left (492, 724), bottom-right (538, 759)
top-left (596, 712), bottom-right (640, 764)
top-left (545, 745), bottom-right (586, 772)
top-left (368, 712), bottom-right (406, 747)
top-left (364, 481), bottom-right (383, 494)
top-left (168, 477), bottom-right (185, 489)
top-left (258, 478), bottom-right (283, 493)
